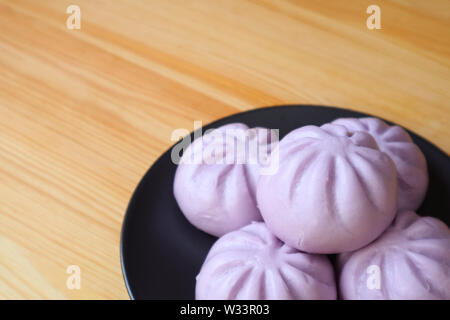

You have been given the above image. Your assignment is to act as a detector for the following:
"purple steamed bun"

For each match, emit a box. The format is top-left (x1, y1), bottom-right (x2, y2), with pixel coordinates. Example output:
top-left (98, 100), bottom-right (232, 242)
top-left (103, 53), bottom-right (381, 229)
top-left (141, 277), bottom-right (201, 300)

top-left (332, 117), bottom-right (428, 211)
top-left (174, 123), bottom-right (272, 237)
top-left (242, 126), bottom-right (275, 193)
top-left (338, 211), bottom-right (450, 300)
top-left (196, 222), bottom-right (337, 300)
top-left (257, 123), bottom-right (398, 254)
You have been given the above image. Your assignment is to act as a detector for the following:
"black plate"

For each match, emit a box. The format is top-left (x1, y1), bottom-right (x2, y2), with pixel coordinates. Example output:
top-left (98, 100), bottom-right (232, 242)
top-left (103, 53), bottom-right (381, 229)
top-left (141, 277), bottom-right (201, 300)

top-left (120, 105), bottom-right (450, 299)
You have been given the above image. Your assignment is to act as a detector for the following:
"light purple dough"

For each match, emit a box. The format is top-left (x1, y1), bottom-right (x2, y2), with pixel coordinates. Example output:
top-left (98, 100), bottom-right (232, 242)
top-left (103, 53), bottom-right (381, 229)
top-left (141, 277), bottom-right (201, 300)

top-left (196, 222), bottom-right (337, 300)
top-left (338, 211), bottom-right (450, 300)
top-left (174, 123), bottom-right (272, 237)
top-left (332, 117), bottom-right (428, 211)
top-left (257, 123), bottom-right (398, 254)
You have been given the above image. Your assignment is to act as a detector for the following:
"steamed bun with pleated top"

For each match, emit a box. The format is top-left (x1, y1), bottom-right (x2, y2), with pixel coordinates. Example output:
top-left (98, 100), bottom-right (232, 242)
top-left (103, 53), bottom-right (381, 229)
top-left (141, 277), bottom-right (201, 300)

top-left (174, 123), bottom-right (273, 237)
top-left (196, 222), bottom-right (337, 300)
top-left (338, 211), bottom-right (450, 300)
top-left (332, 117), bottom-right (428, 211)
top-left (257, 123), bottom-right (398, 254)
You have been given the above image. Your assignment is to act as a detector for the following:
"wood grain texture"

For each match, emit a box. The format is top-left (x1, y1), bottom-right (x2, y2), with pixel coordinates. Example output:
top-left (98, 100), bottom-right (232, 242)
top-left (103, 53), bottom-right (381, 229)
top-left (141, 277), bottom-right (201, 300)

top-left (0, 0), bottom-right (449, 299)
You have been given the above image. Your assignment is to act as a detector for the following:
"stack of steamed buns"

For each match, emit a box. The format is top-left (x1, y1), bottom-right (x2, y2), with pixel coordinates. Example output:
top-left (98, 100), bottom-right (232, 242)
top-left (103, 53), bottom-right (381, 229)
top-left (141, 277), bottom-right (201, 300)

top-left (173, 117), bottom-right (450, 300)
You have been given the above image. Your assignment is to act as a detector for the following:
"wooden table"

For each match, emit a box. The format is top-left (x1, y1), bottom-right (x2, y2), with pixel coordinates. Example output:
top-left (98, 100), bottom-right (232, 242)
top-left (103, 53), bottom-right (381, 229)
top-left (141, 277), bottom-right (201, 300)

top-left (0, 0), bottom-right (448, 299)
